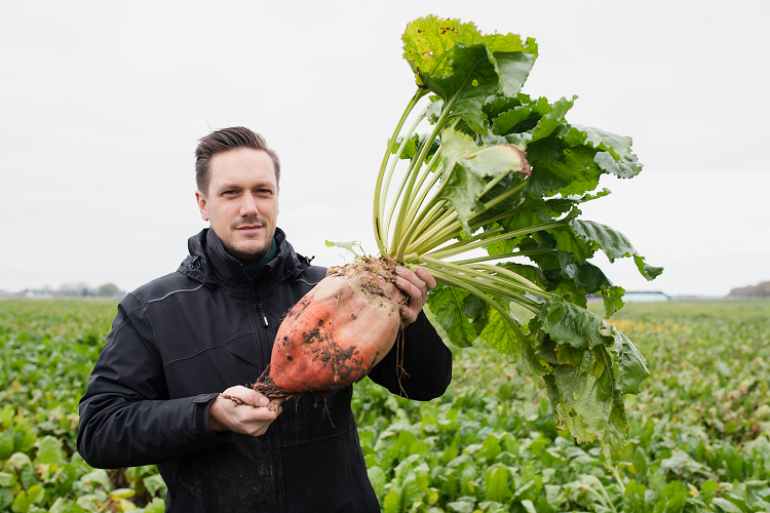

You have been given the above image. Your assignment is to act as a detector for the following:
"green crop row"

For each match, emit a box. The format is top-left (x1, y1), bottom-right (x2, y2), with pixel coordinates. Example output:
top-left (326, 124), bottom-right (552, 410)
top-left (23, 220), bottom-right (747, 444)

top-left (0, 299), bottom-right (769, 512)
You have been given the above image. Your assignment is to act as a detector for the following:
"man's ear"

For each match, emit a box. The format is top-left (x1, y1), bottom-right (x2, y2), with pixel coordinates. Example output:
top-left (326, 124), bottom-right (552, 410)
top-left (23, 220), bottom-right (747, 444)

top-left (195, 190), bottom-right (209, 222)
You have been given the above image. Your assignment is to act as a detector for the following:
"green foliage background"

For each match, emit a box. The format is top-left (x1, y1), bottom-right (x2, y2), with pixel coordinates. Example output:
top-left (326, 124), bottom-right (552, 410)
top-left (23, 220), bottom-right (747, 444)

top-left (1, 299), bottom-right (769, 512)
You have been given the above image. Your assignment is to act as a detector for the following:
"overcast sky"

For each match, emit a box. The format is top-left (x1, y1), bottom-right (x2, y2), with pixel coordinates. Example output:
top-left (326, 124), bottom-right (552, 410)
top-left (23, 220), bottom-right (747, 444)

top-left (1, 0), bottom-right (768, 297)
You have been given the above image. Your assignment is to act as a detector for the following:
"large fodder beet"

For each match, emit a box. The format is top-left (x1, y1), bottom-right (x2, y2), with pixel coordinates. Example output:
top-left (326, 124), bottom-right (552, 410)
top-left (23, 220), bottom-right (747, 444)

top-left (270, 258), bottom-right (405, 393)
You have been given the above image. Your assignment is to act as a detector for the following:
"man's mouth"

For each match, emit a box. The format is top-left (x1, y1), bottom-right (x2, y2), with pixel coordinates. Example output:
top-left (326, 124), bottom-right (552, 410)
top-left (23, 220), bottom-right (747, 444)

top-left (236, 225), bottom-right (264, 234)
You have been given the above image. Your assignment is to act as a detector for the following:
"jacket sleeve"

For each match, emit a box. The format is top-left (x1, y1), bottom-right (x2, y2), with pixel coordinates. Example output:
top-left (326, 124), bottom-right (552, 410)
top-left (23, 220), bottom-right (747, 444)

top-left (77, 293), bottom-right (230, 469)
top-left (367, 310), bottom-right (452, 401)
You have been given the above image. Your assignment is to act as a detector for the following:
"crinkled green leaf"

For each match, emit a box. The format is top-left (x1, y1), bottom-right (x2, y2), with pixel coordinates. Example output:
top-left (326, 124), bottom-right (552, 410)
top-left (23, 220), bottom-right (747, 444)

top-left (611, 331), bottom-right (650, 395)
top-left (526, 125), bottom-right (603, 198)
top-left (0, 472), bottom-right (14, 488)
top-left (367, 466), bottom-right (386, 498)
top-left (460, 293), bottom-right (488, 335)
top-left (570, 219), bottom-right (662, 280)
top-left (493, 104), bottom-right (538, 135)
top-left (530, 96), bottom-right (576, 142)
top-left (491, 52), bottom-right (535, 98)
top-left (383, 490), bottom-right (400, 513)
top-left (402, 16), bottom-right (484, 86)
top-left (549, 226), bottom-right (595, 263)
top-left (564, 475), bottom-right (614, 510)
top-left (622, 481), bottom-right (648, 513)
top-left (0, 433), bottom-right (12, 461)
top-left (601, 285), bottom-right (626, 318)
top-left (485, 464), bottom-right (512, 503)
top-left (543, 346), bottom-right (629, 457)
top-left (427, 285), bottom-right (477, 347)
top-left (571, 124), bottom-right (632, 158)
top-left (634, 254), bottom-right (664, 281)
top-left (580, 188), bottom-right (612, 202)
top-left (518, 332), bottom-right (551, 377)
top-left (557, 145), bottom-right (603, 196)
top-left (553, 277), bottom-right (587, 308)
top-left (483, 32), bottom-right (535, 54)
top-left (496, 197), bottom-right (574, 237)
top-left (143, 498), bottom-right (166, 513)
top-left (80, 469), bottom-right (112, 491)
top-left (711, 497), bottom-right (743, 513)
top-left (422, 36), bottom-right (537, 135)
top-left (595, 151), bottom-right (643, 179)
top-left (561, 261), bottom-right (611, 292)
top-left (537, 298), bottom-right (644, 455)
top-left (423, 44), bottom-right (498, 133)
top-left (505, 234), bottom-right (574, 269)
top-left (570, 219), bottom-right (635, 262)
top-left (559, 262), bottom-right (625, 317)
top-left (539, 296), bottom-right (614, 349)
top-left (34, 435), bottom-right (64, 465)
top-left (654, 481), bottom-right (689, 513)
top-left (0, 490), bottom-right (13, 513)
top-left (26, 485), bottom-right (43, 505)
top-left (480, 435), bottom-right (502, 461)
top-left (5, 453), bottom-right (31, 472)
top-left (11, 490), bottom-right (29, 513)
top-left (143, 474), bottom-right (167, 496)
top-left (479, 307), bottom-right (519, 357)
top-left (500, 263), bottom-right (550, 290)
top-left (660, 451), bottom-right (717, 484)
top-left (483, 93), bottom-right (522, 120)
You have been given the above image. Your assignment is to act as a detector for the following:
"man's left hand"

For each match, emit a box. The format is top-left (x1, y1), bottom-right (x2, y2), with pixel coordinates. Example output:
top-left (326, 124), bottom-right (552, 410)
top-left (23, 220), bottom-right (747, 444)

top-left (394, 266), bottom-right (437, 326)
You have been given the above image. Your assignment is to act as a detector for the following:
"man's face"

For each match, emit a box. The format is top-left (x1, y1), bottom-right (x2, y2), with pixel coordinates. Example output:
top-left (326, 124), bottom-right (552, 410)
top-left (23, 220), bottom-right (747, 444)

top-left (195, 148), bottom-right (279, 261)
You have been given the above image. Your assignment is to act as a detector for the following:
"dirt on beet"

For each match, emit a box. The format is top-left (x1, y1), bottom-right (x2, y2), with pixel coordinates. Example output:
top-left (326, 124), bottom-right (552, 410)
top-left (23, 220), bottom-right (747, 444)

top-left (250, 256), bottom-right (411, 396)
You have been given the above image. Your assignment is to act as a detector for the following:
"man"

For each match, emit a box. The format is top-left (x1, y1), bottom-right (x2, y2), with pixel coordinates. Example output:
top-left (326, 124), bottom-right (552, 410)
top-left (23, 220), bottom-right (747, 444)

top-left (77, 127), bottom-right (453, 512)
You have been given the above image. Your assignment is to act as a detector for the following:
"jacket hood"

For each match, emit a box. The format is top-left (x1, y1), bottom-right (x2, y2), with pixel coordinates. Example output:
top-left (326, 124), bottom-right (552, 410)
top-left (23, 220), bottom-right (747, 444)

top-left (178, 227), bottom-right (312, 289)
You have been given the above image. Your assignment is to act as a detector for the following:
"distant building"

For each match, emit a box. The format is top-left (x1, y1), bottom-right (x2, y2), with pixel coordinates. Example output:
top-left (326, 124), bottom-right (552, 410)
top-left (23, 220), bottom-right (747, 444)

top-left (21, 289), bottom-right (53, 298)
top-left (623, 291), bottom-right (670, 302)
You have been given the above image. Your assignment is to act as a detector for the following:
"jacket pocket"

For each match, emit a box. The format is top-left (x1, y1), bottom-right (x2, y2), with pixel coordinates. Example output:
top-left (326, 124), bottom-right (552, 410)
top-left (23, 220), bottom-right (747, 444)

top-left (282, 426), bottom-right (374, 513)
top-left (187, 435), bottom-right (278, 513)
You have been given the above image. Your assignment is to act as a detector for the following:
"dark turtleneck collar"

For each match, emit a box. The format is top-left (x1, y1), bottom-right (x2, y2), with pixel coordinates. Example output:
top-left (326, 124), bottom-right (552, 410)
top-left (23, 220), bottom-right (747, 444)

top-left (181, 227), bottom-right (311, 290)
top-left (240, 238), bottom-right (278, 280)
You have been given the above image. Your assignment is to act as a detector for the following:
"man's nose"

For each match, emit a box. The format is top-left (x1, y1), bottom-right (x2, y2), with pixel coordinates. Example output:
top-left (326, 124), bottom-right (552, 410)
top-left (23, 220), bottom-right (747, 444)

top-left (240, 194), bottom-right (260, 217)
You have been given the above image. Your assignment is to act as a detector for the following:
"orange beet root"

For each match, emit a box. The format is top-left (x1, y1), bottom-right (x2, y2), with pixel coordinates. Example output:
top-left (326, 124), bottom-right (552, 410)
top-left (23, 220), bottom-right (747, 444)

top-left (270, 258), bottom-right (404, 393)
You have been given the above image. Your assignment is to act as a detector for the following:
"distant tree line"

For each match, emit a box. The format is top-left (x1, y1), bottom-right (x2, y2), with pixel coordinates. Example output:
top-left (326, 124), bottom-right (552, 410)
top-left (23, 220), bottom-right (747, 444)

top-left (15, 283), bottom-right (125, 298)
top-left (729, 281), bottom-right (770, 297)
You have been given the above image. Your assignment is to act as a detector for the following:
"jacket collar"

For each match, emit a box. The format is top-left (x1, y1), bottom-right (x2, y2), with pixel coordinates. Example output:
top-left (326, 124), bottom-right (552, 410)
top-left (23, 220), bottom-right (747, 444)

top-left (178, 227), bottom-right (311, 289)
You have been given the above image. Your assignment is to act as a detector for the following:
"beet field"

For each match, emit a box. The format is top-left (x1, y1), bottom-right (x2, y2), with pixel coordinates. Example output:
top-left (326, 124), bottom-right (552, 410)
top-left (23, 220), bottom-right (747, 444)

top-left (0, 298), bottom-right (768, 513)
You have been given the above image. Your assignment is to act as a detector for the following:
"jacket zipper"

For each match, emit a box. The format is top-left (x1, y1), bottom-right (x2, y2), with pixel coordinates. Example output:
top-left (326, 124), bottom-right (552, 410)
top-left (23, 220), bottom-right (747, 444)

top-left (252, 286), bottom-right (271, 367)
top-left (256, 296), bottom-right (269, 328)
top-left (252, 285), bottom-right (288, 513)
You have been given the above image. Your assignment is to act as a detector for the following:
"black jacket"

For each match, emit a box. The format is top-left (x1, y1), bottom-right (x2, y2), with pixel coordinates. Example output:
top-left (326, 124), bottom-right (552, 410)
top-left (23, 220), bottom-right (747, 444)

top-left (77, 228), bottom-right (452, 513)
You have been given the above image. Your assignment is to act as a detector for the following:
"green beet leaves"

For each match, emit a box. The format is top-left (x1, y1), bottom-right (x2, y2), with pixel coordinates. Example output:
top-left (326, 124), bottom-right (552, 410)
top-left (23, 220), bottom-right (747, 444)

top-left (537, 297), bottom-right (650, 458)
top-left (376, 16), bottom-right (661, 457)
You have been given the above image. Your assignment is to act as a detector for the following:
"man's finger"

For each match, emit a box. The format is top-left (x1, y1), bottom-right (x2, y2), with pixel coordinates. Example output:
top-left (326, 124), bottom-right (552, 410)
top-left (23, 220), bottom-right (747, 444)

top-left (395, 276), bottom-right (422, 307)
top-left (395, 267), bottom-right (427, 305)
top-left (414, 267), bottom-right (436, 291)
top-left (222, 385), bottom-right (271, 407)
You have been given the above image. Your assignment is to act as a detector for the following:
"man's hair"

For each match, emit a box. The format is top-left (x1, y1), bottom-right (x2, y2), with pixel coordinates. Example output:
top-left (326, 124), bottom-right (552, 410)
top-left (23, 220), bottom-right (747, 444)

top-left (195, 127), bottom-right (281, 195)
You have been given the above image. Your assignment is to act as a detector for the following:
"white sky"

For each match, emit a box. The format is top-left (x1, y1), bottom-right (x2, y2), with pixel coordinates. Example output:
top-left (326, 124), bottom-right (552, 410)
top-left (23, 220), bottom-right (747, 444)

top-left (1, 0), bottom-right (768, 297)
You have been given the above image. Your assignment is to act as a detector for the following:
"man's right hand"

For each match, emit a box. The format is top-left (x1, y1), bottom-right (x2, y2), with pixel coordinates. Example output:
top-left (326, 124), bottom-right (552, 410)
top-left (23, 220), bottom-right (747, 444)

top-left (208, 385), bottom-right (283, 437)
